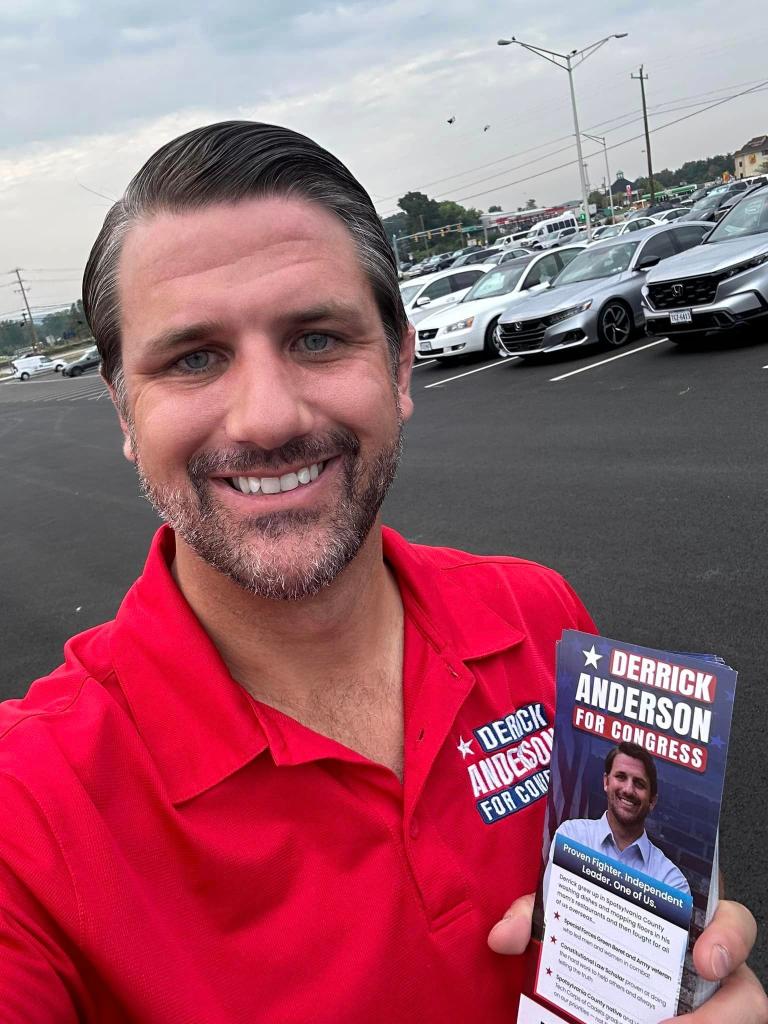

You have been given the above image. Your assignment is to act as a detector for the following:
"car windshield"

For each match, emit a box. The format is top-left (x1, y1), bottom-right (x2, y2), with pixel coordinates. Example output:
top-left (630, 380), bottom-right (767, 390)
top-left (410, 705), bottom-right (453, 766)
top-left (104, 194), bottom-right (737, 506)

top-left (706, 189), bottom-right (768, 242)
top-left (555, 241), bottom-right (639, 284)
top-left (463, 264), bottom-right (527, 300)
top-left (689, 195), bottom-right (720, 214)
top-left (399, 283), bottom-right (422, 305)
top-left (596, 225), bottom-right (621, 239)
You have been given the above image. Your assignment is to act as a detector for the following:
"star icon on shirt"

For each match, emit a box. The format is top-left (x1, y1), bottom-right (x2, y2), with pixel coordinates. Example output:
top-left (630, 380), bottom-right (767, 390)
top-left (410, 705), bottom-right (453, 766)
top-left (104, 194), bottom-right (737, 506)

top-left (583, 645), bottom-right (603, 669)
top-left (550, 935), bottom-right (557, 944)
top-left (457, 736), bottom-right (474, 759)
top-left (554, 911), bottom-right (560, 920)
top-left (546, 967), bottom-right (553, 976)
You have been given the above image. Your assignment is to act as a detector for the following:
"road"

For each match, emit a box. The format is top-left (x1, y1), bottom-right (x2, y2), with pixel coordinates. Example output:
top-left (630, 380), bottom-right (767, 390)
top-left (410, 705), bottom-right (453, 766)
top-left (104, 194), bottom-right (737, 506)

top-left (1, 335), bottom-right (766, 981)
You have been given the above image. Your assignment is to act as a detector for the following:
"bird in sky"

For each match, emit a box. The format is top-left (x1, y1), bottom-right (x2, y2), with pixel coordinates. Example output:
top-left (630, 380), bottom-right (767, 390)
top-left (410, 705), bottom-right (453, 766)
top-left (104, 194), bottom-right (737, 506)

top-left (483, 124), bottom-right (491, 132)
top-left (447, 116), bottom-right (455, 125)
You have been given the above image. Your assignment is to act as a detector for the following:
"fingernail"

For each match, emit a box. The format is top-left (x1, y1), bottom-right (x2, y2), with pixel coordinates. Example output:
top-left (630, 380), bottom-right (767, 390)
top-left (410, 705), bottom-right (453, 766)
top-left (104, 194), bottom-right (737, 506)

top-left (711, 943), bottom-right (731, 980)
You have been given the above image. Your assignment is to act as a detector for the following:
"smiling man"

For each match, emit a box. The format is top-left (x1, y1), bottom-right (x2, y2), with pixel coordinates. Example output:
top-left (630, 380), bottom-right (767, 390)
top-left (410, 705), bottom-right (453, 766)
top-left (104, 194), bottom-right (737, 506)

top-left (0, 122), bottom-right (765, 1023)
top-left (544, 742), bottom-right (691, 900)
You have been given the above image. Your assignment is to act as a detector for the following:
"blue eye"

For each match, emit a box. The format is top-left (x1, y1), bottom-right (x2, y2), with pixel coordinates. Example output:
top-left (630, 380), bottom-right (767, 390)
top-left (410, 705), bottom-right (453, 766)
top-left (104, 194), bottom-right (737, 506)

top-left (178, 351), bottom-right (212, 372)
top-left (300, 333), bottom-right (333, 353)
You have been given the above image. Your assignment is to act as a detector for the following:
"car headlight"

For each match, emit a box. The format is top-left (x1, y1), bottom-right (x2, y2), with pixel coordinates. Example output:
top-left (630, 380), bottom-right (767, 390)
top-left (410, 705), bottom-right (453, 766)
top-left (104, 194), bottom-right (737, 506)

top-left (723, 252), bottom-right (768, 278)
top-left (546, 300), bottom-right (592, 326)
top-left (442, 316), bottom-right (475, 334)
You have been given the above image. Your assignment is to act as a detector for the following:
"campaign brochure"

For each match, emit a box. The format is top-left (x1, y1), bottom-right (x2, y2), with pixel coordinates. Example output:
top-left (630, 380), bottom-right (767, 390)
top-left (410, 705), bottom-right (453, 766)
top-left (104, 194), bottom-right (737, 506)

top-left (517, 630), bottom-right (736, 1024)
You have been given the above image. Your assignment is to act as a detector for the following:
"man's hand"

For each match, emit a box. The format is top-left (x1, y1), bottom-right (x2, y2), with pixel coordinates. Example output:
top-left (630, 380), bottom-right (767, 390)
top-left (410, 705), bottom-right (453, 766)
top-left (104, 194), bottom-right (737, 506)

top-left (488, 895), bottom-right (768, 1023)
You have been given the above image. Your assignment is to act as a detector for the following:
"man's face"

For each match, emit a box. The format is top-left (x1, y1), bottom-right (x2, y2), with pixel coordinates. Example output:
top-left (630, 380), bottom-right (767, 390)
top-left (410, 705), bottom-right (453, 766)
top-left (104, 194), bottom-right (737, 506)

top-left (603, 753), bottom-right (657, 830)
top-left (115, 196), bottom-right (414, 599)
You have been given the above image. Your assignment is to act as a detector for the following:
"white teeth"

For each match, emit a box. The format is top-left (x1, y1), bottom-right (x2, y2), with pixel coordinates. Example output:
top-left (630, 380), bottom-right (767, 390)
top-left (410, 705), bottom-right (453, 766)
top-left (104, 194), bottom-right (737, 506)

top-left (229, 460), bottom-right (327, 495)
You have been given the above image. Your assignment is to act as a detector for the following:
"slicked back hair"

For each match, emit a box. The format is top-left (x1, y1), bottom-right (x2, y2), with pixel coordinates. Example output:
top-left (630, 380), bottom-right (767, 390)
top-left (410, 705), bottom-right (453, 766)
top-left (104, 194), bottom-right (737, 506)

top-left (82, 121), bottom-right (408, 390)
top-left (604, 742), bottom-right (658, 799)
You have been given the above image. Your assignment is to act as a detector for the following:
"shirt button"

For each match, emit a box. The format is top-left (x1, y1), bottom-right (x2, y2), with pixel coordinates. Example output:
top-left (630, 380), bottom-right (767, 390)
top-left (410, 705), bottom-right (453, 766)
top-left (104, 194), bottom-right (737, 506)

top-left (409, 819), bottom-right (420, 840)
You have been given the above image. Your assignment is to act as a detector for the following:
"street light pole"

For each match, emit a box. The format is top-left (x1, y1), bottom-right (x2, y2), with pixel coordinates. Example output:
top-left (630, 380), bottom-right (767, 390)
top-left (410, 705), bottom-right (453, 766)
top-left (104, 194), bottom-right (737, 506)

top-left (497, 33), bottom-right (627, 240)
top-left (582, 131), bottom-right (615, 223)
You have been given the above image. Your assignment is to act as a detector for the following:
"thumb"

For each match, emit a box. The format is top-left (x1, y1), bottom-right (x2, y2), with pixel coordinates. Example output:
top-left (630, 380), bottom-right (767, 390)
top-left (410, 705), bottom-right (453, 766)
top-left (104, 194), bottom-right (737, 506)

top-left (488, 893), bottom-right (535, 955)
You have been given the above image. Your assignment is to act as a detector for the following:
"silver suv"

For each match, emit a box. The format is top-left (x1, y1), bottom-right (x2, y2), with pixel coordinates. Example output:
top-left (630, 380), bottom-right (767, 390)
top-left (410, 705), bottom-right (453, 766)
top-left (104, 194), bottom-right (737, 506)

top-left (642, 183), bottom-right (768, 343)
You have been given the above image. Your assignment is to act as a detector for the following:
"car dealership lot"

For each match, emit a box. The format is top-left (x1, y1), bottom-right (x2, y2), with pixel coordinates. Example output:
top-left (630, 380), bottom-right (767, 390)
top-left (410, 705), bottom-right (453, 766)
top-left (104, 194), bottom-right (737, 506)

top-left (1, 334), bottom-right (766, 979)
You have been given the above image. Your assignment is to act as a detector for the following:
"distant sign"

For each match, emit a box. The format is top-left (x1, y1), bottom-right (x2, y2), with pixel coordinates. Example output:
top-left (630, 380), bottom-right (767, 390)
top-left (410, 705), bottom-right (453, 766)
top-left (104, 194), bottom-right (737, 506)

top-left (625, 185), bottom-right (632, 197)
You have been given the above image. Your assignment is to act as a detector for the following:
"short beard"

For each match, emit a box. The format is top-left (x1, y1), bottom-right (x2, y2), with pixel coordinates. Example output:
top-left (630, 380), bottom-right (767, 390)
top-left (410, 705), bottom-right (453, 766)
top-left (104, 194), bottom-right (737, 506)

top-left (129, 423), bottom-right (403, 601)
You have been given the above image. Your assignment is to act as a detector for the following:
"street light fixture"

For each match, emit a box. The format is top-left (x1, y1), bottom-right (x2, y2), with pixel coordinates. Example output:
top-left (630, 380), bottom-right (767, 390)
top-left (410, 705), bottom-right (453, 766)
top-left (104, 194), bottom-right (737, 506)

top-left (582, 131), bottom-right (616, 224)
top-left (497, 33), bottom-right (628, 239)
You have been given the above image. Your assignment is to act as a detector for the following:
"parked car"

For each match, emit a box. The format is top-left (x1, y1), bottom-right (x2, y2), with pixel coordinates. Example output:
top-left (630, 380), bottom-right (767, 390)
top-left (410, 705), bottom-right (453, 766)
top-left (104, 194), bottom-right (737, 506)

top-left (681, 188), bottom-right (744, 223)
top-left (496, 222), bottom-right (711, 359)
top-left (589, 216), bottom-right (659, 241)
top-left (414, 245), bottom-right (586, 362)
top-left (399, 266), bottom-right (492, 326)
top-left (652, 207), bottom-right (690, 224)
top-left (62, 346), bottom-right (101, 377)
top-left (484, 247), bottom-right (533, 265)
top-left (643, 183), bottom-right (768, 345)
top-left (450, 247), bottom-right (503, 267)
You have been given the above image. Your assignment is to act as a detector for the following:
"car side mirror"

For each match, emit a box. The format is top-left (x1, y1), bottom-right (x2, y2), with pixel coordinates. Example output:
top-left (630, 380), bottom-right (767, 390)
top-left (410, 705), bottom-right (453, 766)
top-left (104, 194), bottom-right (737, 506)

top-left (635, 255), bottom-right (661, 271)
top-left (414, 296), bottom-right (431, 307)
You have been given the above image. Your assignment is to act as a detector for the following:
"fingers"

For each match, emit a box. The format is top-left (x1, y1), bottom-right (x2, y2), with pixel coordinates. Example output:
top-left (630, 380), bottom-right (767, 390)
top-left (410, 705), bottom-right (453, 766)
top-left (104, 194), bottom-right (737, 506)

top-left (659, 964), bottom-right (768, 1024)
top-left (693, 900), bottom-right (757, 981)
top-left (487, 893), bottom-right (534, 955)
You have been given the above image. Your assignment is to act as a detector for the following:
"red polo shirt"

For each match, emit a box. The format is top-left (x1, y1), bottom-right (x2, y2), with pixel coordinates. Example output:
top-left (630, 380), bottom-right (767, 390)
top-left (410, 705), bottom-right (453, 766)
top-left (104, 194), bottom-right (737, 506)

top-left (0, 526), bottom-right (594, 1023)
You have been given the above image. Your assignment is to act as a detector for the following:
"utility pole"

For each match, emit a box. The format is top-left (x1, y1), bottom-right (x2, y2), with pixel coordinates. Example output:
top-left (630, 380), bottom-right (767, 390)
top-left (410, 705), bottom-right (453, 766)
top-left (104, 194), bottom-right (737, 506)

top-left (631, 66), bottom-right (655, 206)
top-left (12, 268), bottom-right (39, 348)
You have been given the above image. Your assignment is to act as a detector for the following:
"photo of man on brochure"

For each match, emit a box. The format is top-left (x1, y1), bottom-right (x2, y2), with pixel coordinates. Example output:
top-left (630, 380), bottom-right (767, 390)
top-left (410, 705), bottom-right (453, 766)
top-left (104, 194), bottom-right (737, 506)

top-left (523, 631), bottom-right (736, 1023)
top-left (543, 741), bottom-right (691, 904)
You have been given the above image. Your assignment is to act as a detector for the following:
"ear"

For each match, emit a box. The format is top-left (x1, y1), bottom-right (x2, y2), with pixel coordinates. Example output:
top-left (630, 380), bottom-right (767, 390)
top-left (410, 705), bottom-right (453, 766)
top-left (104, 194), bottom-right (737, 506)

top-left (396, 323), bottom-right (416, 423)
top-left (603, 773), bottom-right (609, 795)
top-left (105, 377), bottom-right (135, 464)
top-left (648, 793), bottom-right (658, 814)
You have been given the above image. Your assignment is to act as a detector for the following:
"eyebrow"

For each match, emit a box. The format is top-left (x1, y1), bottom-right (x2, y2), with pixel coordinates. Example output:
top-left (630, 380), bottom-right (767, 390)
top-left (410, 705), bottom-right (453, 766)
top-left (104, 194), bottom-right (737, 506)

top-left (141, 303), bottom-right (368, 356)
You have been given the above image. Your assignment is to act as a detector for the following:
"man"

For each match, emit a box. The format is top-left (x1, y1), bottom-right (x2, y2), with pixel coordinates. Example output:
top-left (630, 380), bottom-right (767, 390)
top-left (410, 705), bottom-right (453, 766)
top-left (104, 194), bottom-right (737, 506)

top-left (0, 122), bottom-right (764, 1023)
top-left (544, 742), bottom-right (690, 906)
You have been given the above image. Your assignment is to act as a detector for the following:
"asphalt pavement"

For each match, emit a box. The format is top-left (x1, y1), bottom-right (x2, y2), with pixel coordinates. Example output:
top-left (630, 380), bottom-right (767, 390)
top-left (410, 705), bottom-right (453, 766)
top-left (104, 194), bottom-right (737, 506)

top-left (1, 335), bottom-right (766, 981)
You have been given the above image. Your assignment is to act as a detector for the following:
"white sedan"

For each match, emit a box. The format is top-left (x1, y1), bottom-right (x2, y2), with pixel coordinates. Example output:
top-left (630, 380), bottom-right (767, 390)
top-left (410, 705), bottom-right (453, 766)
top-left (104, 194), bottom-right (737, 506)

top-left (414, 245), bottom-right (586, 362)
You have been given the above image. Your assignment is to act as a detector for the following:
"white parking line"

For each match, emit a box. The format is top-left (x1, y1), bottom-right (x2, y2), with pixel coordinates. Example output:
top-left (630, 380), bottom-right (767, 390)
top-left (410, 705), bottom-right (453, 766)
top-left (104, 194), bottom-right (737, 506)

top-left (423, 359), bottom-right (512, 390)
top-left (549, 340), bottom-right (668, 382)
top-left (412, 359), bottom-right (436, 369)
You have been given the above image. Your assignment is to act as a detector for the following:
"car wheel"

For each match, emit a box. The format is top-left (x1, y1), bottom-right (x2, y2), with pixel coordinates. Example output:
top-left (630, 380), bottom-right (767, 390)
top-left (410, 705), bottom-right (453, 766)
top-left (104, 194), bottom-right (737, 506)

top-left (70, 366), bottom-right (83, 377)
top-left (597, 301), bottom-right (633, 348)
top-left (20, 371), bottom-right (30, 381)
top-left (483, 318), bottom-right (503, 358)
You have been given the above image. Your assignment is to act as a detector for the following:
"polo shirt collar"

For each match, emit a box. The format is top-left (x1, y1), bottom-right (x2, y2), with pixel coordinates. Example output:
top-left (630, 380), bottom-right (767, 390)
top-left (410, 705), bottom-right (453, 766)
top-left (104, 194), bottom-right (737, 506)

top-left (381, 526), bottom-right (526, 661)
top-left (109, 525), bottom-right (525, 805)
top-left (110, 527), bottom-right (270, 806)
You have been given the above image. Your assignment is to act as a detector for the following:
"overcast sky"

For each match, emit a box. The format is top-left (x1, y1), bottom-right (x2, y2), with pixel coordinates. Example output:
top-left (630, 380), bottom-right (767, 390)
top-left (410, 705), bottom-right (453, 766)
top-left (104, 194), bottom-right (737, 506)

top-left (1, 0), bottom-right (766, 316)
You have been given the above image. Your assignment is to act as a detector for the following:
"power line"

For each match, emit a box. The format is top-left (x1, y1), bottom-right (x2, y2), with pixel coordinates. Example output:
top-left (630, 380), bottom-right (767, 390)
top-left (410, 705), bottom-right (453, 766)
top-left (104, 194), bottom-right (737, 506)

top-left (376, 74), bottom-right (768, 215)
top-left (448, 77), bottom-right (768, 204)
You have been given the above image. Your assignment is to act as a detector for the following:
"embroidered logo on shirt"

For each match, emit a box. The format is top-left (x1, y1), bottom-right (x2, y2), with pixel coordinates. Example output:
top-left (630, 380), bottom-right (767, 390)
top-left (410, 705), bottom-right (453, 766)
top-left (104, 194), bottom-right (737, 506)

top-left (459, 702), bottom-right (553, 824)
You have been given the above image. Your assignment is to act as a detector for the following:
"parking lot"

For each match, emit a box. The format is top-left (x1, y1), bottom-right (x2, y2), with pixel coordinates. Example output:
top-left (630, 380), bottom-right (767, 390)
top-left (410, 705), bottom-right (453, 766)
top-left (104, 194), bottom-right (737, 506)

top-left (1, 332), bottom-right (766, 979)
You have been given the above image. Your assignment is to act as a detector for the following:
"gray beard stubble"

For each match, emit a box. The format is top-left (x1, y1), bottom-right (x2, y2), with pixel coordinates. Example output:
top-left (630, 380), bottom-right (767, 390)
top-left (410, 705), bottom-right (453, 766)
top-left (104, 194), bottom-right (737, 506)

top-left (129, 422), bottom-right (404, 600)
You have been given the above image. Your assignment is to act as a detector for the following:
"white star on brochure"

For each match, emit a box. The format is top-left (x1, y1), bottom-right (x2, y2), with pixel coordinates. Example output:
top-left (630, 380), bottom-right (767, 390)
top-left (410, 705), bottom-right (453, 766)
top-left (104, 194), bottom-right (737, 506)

top-left (583, 645), bottom-right (603, 669)
top-left (457, 737), bottom-right (474, 759)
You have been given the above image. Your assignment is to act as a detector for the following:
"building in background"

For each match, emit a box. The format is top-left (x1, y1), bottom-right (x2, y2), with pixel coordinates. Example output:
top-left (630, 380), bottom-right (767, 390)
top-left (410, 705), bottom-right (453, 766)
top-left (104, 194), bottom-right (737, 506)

top-left (734, 135), bottom-right (768, 178)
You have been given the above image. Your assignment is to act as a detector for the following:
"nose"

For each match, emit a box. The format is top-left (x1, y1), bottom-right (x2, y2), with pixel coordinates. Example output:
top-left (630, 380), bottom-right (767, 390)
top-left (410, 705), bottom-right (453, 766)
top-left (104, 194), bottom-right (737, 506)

top-left (223, 337), bottom-right (316, 451)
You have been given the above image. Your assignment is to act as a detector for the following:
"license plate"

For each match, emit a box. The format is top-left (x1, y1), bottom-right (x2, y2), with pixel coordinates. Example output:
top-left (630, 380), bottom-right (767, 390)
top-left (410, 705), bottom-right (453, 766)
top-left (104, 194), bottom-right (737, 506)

top-left (670, 309), bottom-right (692, 324)
top-left (419, 341), bottom-right (432, 352)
